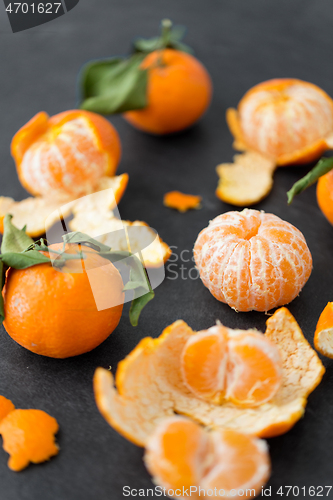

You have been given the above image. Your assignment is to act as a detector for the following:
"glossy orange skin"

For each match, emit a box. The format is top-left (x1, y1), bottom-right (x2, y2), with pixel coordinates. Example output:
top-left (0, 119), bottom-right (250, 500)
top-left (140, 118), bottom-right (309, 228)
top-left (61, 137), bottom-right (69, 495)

top-left (317, 170), bottom-right (333, 225)
top-left (3, 244), bottom-right (124, 358)
top-left (11, 110), bottom-right (122, 197)
top-left (124, 49), bottom-right (212, 135)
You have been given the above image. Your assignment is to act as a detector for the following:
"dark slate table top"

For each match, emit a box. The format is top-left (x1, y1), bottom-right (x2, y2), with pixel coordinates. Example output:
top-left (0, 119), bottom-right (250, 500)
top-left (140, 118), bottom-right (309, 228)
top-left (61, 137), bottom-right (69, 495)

top-left (1, 1), bottom-right (333, 499)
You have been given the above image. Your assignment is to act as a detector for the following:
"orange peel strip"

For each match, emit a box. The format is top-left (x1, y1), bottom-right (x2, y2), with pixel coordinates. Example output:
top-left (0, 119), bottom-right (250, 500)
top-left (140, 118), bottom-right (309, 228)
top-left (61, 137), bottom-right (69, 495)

top-left (314, 302), bottom-right (333, 359)
top-left (93, 308), bottom-right (324, 447)
top-left (0, 173), bottom-right (128, 237)
top-left (0, 408), bottom-right (59, 471)
top-left (163, 191), bottom-right (202, 212)
top-left (216, 152), bottom-right (276, 206)
top-left (0, 396), bottom-right (15, 422)
top-left (70, 211), bottom-right (171, 268)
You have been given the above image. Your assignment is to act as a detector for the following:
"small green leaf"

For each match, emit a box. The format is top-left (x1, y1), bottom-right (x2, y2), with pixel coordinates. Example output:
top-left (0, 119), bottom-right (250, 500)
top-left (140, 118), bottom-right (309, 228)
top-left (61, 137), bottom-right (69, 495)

top-left (123, 280), bottom-right (145, 291)
top-left (80, 54), bottom-right (148, 114)
top-left (133, 20), bottom-right (193, 54)
top-left (62, 231), bottom-right (111, 252)
top-left (80, 57), bottom-right (124, 100)
top-left (1, 250), bottom-right (51, 269)
top-left (1, 214), bottom-right (34, 254)
top-left (129, 290), bottom-right (155, 327)
top-left (0, 260), bottom-right (5, 325)
top-left (287, 157), bottom-right (333, 204)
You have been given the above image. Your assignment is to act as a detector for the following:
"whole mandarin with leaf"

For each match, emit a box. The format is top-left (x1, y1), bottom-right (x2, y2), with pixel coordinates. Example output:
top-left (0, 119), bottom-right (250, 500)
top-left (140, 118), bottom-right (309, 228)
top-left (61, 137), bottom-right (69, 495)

top-left (194, 209), bottom-right (312, 312)
top-left (123, 47), bottom-right (212, 135)
top-left (11, 109), bottom-right (121, 198)
top-left (3, 242), bottom-right (124, 358)
top-left (80, 20), bottom-right (212, 135)
top-left (228, 78), bottom-right (333, 165)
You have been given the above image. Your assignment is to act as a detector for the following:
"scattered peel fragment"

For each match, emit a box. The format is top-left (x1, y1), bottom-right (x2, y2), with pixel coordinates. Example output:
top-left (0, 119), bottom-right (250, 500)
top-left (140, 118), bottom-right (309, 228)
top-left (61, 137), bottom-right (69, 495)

top-left (0, 398), bottom-right (59, 472)
top-left (164, 191), bottom-right (202, 212)
top-left (216, 152), bottom-right (276, 206)
top-left (314, 302), bottom-right (333, 359)
top-left (93, 308), bottom-right (324, 447)
top-left (144, 416), bottom-right (270, 500)
top-left (0, 174), bottom-right (128, 237)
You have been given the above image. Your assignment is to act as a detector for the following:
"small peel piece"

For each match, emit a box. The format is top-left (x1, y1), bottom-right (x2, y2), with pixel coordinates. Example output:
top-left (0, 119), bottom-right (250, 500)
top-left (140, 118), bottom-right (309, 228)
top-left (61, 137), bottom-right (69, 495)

top-left (314, 302), bottom-right (333, 359)
top-left (216, 152), bottom-right (276, 206)
top-left (70, 211), bottom-right (171, 268)
top-left (164, 191), bottom-right (202, 212)
top-left (94, 308), bottom-right (325, 446)
top-left (0, 396), bottom-right (15, 421)
top-left (0, 408), bottom-right (59, 471)
top-left (0, 174), bottom-right (128, 237)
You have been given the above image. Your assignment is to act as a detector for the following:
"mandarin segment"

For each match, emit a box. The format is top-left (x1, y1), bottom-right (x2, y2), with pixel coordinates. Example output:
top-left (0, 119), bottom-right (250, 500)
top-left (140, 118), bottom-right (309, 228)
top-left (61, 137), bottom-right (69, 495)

top-left (314, 302), bottom-right (333, 359)
top-left (181, 326), bottom-right (282, 408)
top-left (0, 409), bottom-right (59, 471)
top-left (144, 417), bottom-right (270, 499)
top-left (228, 78), bottom-right (333, 165)
top-left (12, 110), bottom-right (121, 197)
top-left (193, 209), bottom-right (312, 312)
top-left (93, 309), bottom-right (324, 446)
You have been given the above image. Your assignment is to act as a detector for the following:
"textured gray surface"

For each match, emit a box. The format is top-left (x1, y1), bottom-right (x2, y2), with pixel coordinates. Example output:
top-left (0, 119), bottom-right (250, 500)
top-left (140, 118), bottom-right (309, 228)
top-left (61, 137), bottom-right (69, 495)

top-left (1, 1), bottom-right (333, 498)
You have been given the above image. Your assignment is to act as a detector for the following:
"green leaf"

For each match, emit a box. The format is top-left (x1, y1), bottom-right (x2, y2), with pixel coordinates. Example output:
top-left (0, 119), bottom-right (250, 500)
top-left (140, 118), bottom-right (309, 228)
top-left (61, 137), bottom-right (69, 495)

top-left (80, 57), bottom-right (124, 100)
top-left (0, 260), bottom-right (5, 325)
top-left (62, 231), bottom-right (111, 252)
top-left (129, 290), bottom-right (155, 327)
top-left (133, 20), bottom-right (193, 54)
top-left (1, 250), bottom-right (51, 269)
top-left (80, 54), bottom-right (148, 114)
top-left (1, 214), bottom-right (34, 254)
top-left (287, 157), bottom-right (333, 204)
top-left (122, 280), bottom-right (145, 291)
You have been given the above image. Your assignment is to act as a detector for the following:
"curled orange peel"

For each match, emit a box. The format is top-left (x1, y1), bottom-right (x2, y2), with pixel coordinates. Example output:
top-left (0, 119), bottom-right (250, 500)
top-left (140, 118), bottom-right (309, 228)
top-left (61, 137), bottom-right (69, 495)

top-left (163, 191), bottom-right (202, 212)
top-left (93, 308), bottom-right (324, 447)
top-left (0, 397), bottom-right (59, 471)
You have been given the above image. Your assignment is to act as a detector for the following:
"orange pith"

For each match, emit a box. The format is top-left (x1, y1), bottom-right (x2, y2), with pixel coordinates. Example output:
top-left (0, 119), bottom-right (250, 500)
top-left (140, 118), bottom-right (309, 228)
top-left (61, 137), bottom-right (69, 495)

top-left (317, 170), bottom-right (333, 225)
top-left (0, 408), bottom-right (59, 471)
top-left (227, 78), bottom-right (333, 165)
top-left (11, 110), bottom-right (121, 197)
top-left (314, 302), bottom-right (333, 358)
top-left (194, 209), bottom-right (312, 312)
top-left (2, 243), bottom-right (124, 358)
top-left (123, 49), bottom-right (212, 135)
top-left (144, 417), bottom-right (270, 499)
top-left (181, 326), bottom-right (282, 407)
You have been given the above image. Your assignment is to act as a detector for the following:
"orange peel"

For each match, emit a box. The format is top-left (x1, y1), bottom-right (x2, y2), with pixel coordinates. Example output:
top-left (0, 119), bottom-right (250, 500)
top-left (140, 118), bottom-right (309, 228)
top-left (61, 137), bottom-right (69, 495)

top-left (70, 211), bottom-right (171, 268)
top-left (144, 416), bottom-right (270, 499)
top-left (163, 191), bottom-right (202, 212)
top-left (0, 396), bottom-right (16, 421)
top-left (0, 173), bottom-right (128, 237)
top-left (0, 408), bottom-right (59, 471)
top-left (314, 302), bottom-right (333, 358)
top-left (93, 307), bottom-right (324, 447)
top-left (216, 152), bottom-right (276, 206)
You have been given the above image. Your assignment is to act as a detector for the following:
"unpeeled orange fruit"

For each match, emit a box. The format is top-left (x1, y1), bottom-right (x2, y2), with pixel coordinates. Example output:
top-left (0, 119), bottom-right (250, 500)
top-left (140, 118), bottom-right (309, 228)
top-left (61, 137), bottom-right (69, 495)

top-left (181, 325), bottom-right (282, 407)
top-left (316, 169), bottom-right (333, 225)
top-left (227, 78), bottom-right (333, 166)
top-left (193, 209), bottom-right (312, 312)
top-left (144, 417), bottom-right (270, 499)
top-left (11, 110), bottom-right (121, 197)
top-left (93, 308), bottom-right (324, 446)
top-left (123, 49), bottom-right (212, 135)
top-left (2, 243), bottom-right (124, 358)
